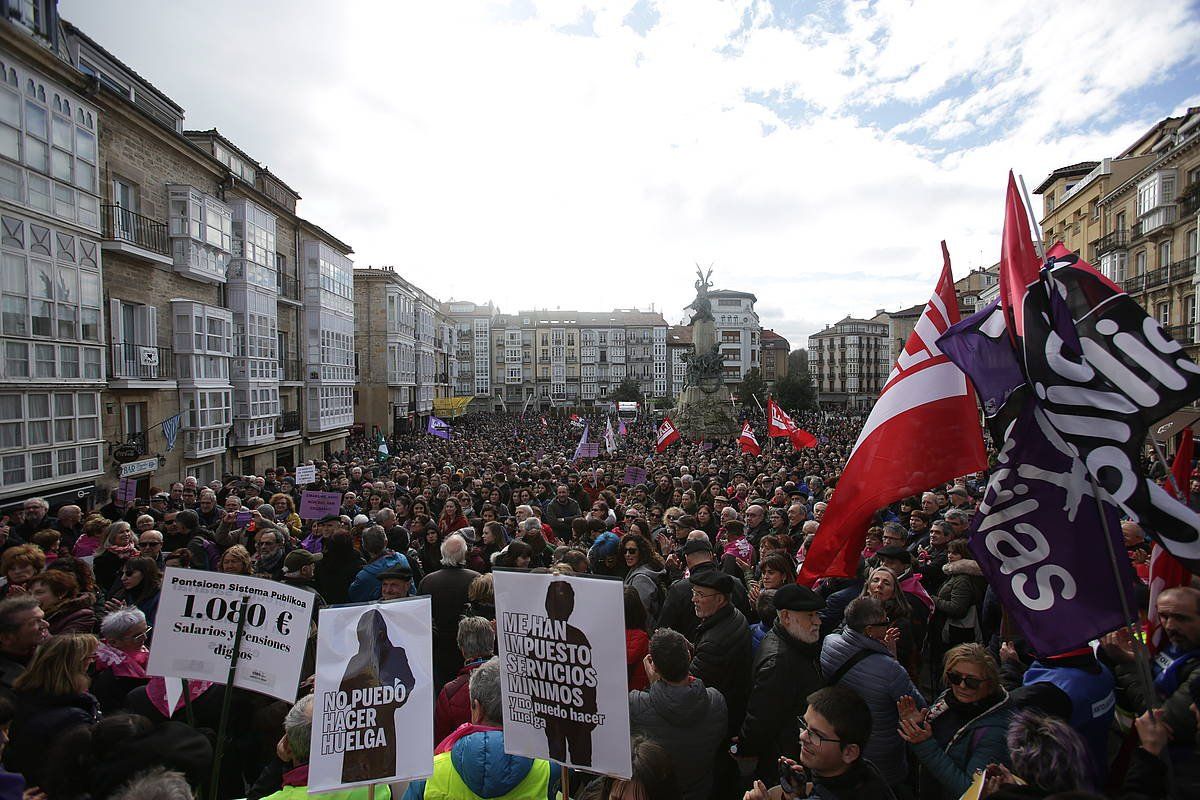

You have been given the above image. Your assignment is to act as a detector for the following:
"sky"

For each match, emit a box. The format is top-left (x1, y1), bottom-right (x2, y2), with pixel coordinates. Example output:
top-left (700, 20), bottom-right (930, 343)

top-left (60, 0), bottom-right (1200, 348)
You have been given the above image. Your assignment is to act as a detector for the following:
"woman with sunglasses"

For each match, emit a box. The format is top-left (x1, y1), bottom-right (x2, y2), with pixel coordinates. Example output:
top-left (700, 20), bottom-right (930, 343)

top-left (90, 606), bottom-right (151, 713)
top-left (621, 533), bottom-right (665, 628)
top-left (103, 557), bottom-right (162, 632)
top-left (897, 643), bottom-right (1013, 800)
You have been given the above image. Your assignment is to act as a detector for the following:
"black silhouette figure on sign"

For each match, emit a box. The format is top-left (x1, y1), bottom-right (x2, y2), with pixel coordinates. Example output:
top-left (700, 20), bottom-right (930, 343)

top-left (338, 608), bottom-right (416, 784)
top-left (533, 580), bottom-right (597, 767)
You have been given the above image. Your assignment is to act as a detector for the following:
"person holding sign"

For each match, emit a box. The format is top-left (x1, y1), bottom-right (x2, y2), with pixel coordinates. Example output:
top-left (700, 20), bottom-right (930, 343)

top-left (263, 694), bottom-right (382, 800)
top-left (403, 658), bottom-right (561, 800)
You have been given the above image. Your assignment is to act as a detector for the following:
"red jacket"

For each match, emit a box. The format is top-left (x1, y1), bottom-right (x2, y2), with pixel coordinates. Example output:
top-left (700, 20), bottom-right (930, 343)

top-left (433, 658), bottom-right (488, 744)
top-left (626, 628), bottom-right (650, 691)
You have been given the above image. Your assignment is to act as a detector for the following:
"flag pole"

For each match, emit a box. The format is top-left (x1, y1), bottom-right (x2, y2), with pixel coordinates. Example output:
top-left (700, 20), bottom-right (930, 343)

top-left (208, 595), bottom-right (251, 796)
top-left (1017, 174), bottom-right (1047, 263)
top-left (1086, 476), bottom-right (1159, 707)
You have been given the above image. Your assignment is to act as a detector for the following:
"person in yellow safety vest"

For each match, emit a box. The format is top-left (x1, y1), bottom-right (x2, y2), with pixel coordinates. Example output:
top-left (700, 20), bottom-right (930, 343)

top-left (403, 657), bottom-right (561, 800)
top-left (260, 694), bottom-right (386, 800)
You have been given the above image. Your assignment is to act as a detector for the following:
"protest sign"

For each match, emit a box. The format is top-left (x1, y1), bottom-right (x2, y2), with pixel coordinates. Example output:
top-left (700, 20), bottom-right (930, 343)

top-left (147, 568), bottom-right (315, 702)
top-left (575, 442), bottom-right (600, 459)
top-left (622, 466), bottom-right (647, 486)
top-left (494, 570), bottom-right (631, 778)
top-left (294, 464), bottom-right (316, 485)
top-left (308, 598), bottom-right (434, 792)
top-left (300, 490), bottom-right (342, 520)
top-left (117, 477), bottom-right (137, 503)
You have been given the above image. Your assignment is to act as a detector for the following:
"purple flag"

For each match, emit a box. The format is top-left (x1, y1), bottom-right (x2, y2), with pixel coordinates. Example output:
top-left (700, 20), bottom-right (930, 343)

top-left (427, 415), bottom-right (451, 440)
top-left (617, 419), bottom-right (627, 436)
top-left (940, 302), bottom-right (1135, 656)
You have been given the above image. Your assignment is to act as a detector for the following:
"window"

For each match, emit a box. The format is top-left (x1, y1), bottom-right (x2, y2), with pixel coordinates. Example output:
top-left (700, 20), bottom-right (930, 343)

top-left (0, 390), bottom-right (102, 489)
top-left (1159, 240), bottom-right (1172, 269)
top-left (167, 185), bottom-right (232, 283)
top-left (1158, 302), bottom-right (1171, 326)
top-left (1136, 250), bottom-right (1146, 277)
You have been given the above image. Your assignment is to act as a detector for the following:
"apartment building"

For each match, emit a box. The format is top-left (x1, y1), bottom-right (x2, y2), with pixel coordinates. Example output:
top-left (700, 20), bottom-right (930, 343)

top-left (441, 304), bottom-right (668, 411)
top-left (710, 289), bottom-right (760, 386)
top-left (0, 10), bottom-right (106, 510)
top-left (809, 316), bottom-right (890, 408)
top-left (353, 266), bottom-right (454, 436)
top-left (666, 325), bottom-right (692, 399)
top-left (759, 329), bottom-right (790, 387)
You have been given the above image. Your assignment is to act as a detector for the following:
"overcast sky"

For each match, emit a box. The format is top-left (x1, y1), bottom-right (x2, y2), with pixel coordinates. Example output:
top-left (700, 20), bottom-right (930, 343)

top-left (60, 0), bottom-right (1200, 348)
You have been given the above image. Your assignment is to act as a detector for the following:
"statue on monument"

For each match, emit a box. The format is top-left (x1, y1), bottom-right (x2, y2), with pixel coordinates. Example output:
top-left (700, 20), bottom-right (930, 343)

top-left (673, 265), bottom-right (740, 439)
top-left (686, 265), bottom-right (715, 324)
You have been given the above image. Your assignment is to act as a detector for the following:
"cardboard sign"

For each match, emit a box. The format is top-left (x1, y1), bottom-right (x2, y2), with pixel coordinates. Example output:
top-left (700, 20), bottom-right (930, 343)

top-left (300, 490), bottom-right (343, 520)
top-left (117, 477), bottom-right (138, 503)
top-left (295, 464), bottom-right (317, 485)
top-left (623, 467), bottom-right (648, 486)
top-left (147, 569), bottom-right (316, 702)
top-left (308, 598), bottom-right (435, 791)
top-left (494, 571), bottom-right (632, 778)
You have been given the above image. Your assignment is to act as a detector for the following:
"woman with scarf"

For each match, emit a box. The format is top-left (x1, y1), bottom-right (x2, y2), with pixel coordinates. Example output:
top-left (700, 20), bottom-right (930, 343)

top-left (897, 643), bottom-right (1014, 800)
top-left (92, 521), bottom-right (138, 594)
top-left (861, 566), bottom-right (916, 678)
top-left (90, 606), bottom-right (151, 713)
top-left (270, 493), bottom-right (303, 541)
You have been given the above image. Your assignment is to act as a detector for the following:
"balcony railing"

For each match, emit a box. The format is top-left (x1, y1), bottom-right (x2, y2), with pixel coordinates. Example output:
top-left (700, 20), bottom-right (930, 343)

top-left (109, 343), bottom-right (174, 380)
top-left (1133, 205), bottom-right (1178, 239)
top-left (101, 206), bottom-right (170, 255)
top-left (277, 410), bottom-right (301, 433)
top-left (1094, 229), bottom-right (1129, 256)
top-left (1166, 324), bottom-right (1198, 346)
top-left (1180, 183), bottom-right (1200, 217)
top-left (277, 274), bottom-right (301, 302)
top-left (279, 359), bottom-right (303, 381)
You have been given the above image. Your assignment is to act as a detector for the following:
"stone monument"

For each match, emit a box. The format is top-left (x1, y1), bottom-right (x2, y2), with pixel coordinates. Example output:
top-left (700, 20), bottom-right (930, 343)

top-left (672, 266), bottom-right (740, 440)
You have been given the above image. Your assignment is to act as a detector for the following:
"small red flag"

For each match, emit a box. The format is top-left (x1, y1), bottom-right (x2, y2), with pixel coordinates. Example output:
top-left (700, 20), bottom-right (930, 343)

top-left (1148, 428), bottom-right (1195, 652)
top-left (655, 417), bottom-right (680, 453)
top-left (739, 421), bottom-right (761, 455)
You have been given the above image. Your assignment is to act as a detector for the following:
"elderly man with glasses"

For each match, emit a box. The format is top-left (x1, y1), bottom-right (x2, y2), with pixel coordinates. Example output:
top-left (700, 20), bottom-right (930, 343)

top-left (136, 530), bottom-right (165, 568)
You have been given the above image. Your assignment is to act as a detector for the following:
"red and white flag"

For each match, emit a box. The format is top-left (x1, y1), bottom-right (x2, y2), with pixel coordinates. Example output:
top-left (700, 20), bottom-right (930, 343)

top-left (540, 416), bottom-right (548, 428)
top-left (655, 416), bottom-right (680, 453)
top-left (739, 421), bottom-right (761, 456)
top-left (1148, 427), bottom-right (1194, 652)
top-left (798, 243), bottom-right (987, 584)
top-left (767, 399), bottom-right (818, 449)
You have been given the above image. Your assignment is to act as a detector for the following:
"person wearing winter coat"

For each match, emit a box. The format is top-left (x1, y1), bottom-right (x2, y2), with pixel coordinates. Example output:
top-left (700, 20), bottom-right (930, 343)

top-left (737, 584), bottom-right (827, 784)
top-left (820, 596), bottom-right (926, 789)
top-left (898, 643), bottom-right (1014, 800)
top-left (7, 634), bottom-right (101, 788)
top-left (433, 616), bottom-right (493, 745)
top-left (418, 534), bottom-right (481, 687)
top-left (621, 533), bottom-right (664, 628)
top-left (629, 629), bottom-right (727, 800)
top-left (28, 571), bottom-right (94, 636)
top-left (688, 569), bottom-right (752, 736)
top-left (405, 658), bottom-right (561, 800)
top-left (348, 526), bottom-right (413, 602)
top-left (929, 540), bottom-right (986, 684)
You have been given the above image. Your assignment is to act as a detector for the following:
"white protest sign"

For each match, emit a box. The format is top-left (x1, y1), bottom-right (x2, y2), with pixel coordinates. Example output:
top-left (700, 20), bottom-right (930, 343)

top-left (308, 598), bottom-right (434, 792)
top-left (147, 568), bottom-right (315, 702)
top-left (294, 464), bottom-right (316, 485)
top-left (494, 570), bottom-right (631, 778)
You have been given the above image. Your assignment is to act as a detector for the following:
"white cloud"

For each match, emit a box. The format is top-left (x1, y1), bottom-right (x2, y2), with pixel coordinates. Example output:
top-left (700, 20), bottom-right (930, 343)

top-left (59, 0), bottom-right (1200, 350)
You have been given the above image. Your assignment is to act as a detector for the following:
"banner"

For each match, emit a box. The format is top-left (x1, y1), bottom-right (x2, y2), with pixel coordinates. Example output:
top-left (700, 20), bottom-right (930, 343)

top-left (739, 421), bottom-right (761, 456)
top-left (147, 569), bottom-right (316, 702)
top-left (623, 466), bottom-right (648, 486)
top-left (604, 419), bottom-right (617, 454)
top-left (300, 491), bottom-right (343, 520)
top-left (117, 477), bottom-right (138, 503)
top-left (294, 464), bottom-right (317, 485)
top-left (494, 571), bottom-right (631, 778)
top-left (572, 423), bottom-right (591, 462)
top-left (308, 598), bottom-right (434, 792)
top-left (655, 417), bottom-right (680, 453)
top-left (427, 416), bottom-right (451, 440)
top-left (161, 413), bottom-right (181, 452)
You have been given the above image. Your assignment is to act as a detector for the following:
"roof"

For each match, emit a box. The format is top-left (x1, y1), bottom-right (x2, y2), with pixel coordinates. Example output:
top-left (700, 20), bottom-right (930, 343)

top-left (297, 216), bottom-right (353, 255)
top-left (885, 303), bottom-right (925, 319)
top-left (667, 325), bottom-right (693, 345)
top-left (709, 289), bottom-right (758, 302)
top-left (761, 329), bottom-right (790, 349)
top-left (1034, 161), bottom-right (1101, 195)
top-left (810, 315), bottom-right (889, 338)
top-left (60, 20), bottom-right (184, 112)
top-left (514, 309), bottom-right (669, 326)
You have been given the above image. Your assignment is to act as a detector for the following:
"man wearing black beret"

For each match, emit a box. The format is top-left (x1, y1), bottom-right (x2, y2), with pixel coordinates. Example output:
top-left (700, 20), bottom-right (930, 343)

top-left (736, 583), bottom-right (828, 783)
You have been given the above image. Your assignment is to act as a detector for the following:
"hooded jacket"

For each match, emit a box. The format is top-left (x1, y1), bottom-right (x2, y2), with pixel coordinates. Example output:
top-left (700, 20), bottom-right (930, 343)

top-left (403, 727), bottom-right (561, 799)
top-left (623, 562), bottom-right (664, 626)
top-left (629, 678), bottom-right (727, 800)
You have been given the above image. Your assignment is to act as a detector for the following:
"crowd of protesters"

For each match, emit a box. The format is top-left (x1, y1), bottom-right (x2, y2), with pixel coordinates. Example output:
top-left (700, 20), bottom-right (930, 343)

top-left (0, 409), bottom-right (1194, 800)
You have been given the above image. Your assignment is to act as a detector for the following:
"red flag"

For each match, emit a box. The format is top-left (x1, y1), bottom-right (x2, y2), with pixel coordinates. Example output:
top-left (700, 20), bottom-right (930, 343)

top-left (766, 398), bottom-right (796, 437)
top-left (739, 421), bottom-right (761, 455)
top-left (1148, 428), bottom-right (1195, 652)
top-left (789, 428), bottom-right (818, 449)
top-left (655, 416), bottom-right (680, 453)
top-left (997, 171), bottom-right (1044, 341)
top-left (570, 413), bottom-right (580, 422)
top-left (798, 243), bottom-right (987, 584)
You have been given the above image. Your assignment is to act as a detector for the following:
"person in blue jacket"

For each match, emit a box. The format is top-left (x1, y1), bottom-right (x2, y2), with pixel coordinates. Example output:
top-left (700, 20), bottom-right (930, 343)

top-left (348, 526), bottom-right (412, 602)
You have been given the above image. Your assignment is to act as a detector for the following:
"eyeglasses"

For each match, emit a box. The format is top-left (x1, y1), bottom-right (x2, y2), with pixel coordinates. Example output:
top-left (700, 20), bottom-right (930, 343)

top-left (623, 548), bottom-right (639, 555)
top-left (137, 540), bottom-right (162, 548)
top-left (691, 590), bottom-right (720, 600)
top-left (797, 716), bottom-right (842, 746)
top-left (946, 671), bottom-right (986, 690)
top-left (131, 627), bottom-right (152, 642)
